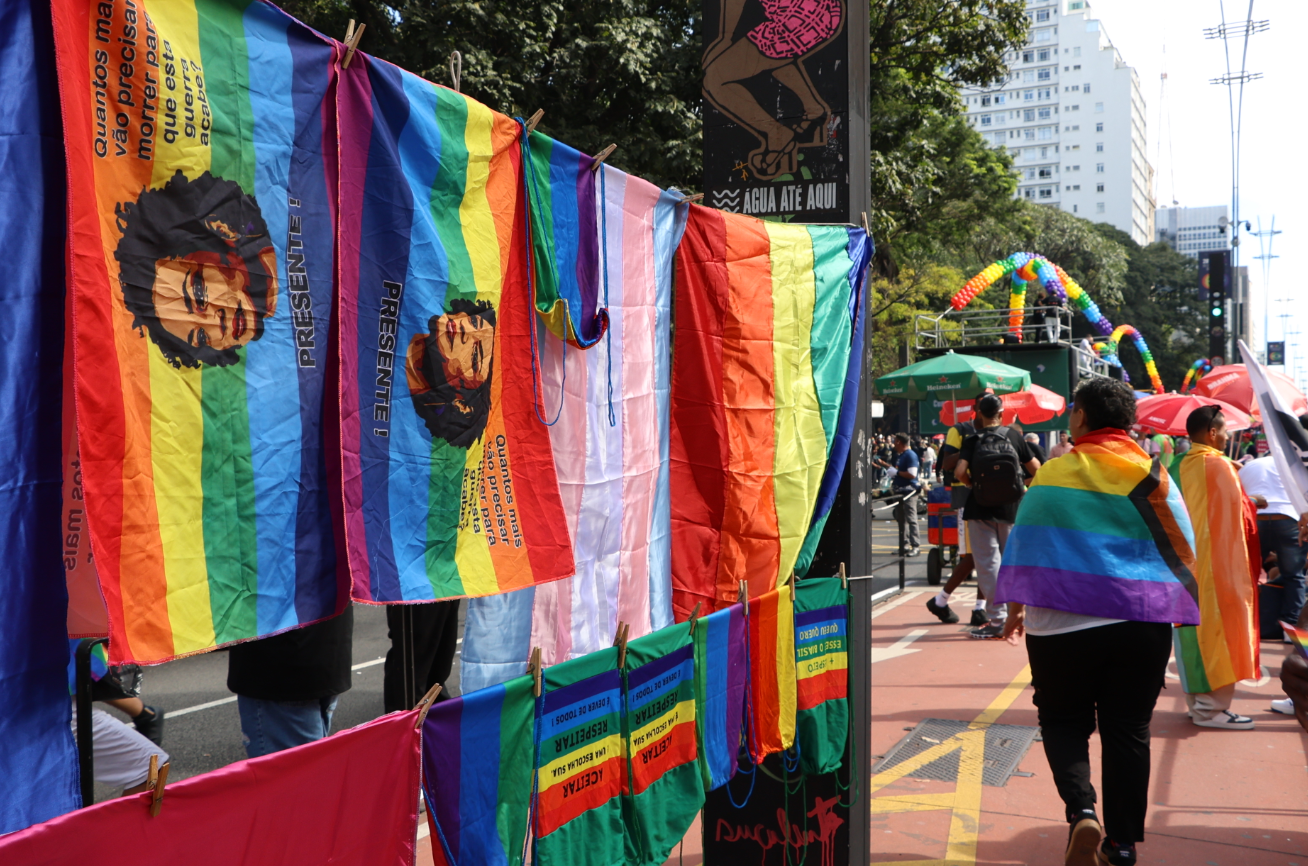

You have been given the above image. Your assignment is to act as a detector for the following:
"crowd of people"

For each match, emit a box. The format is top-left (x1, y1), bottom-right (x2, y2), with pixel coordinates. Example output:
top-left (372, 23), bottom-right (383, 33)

top-left (891, 377), bottom-right (1308, 865)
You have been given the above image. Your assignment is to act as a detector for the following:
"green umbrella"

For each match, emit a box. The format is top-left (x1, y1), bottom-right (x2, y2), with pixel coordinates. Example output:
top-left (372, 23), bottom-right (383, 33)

top-left (873, 350), bottom-right (1032, 400)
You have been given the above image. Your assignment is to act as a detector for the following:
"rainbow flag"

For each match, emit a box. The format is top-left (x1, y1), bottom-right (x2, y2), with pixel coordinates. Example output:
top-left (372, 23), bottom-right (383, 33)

top-left (746, 586), bottom-right (797, 760)
top-left (1174, 444), bottom-right (1261, 693)
top-left (1283, 622), bottom-right (1308, 659)
top-left (336, 52), bottom-right (574, 602)
top-left (534, 648), bottom-right (626, 865)
top-left (794, 577), bottom-right (849, 775)
top-left (522, 132), bottom-right (607, 348)
top-left (692, 603), bottom-right (747, 790)
top-left (53, 0), bottom-right (344, 663)
top-left (669, 207), bottom-right (871, 616)
top-left (423, 675), bottom-right (535, 866)
top-left (995, 431), bottom-right (1200, 625)
top-left (622, 623), bottom-right (703, 866)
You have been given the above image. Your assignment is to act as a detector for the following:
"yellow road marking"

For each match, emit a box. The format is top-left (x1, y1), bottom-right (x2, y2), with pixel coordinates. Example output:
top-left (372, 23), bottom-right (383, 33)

top-left (871, 665), bottom-right (1033, 866)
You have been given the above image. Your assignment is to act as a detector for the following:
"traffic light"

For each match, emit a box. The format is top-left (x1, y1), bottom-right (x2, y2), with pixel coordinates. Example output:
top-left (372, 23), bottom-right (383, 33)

top-left (1200, 250), bottom-right (1229, 360)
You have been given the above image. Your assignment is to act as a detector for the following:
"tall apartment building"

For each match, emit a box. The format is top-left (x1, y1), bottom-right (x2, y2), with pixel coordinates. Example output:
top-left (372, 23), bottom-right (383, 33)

top-left (960, 0), bottom-right (1155, 245)
top-left (1155, 205), bottom-right (1231, 258)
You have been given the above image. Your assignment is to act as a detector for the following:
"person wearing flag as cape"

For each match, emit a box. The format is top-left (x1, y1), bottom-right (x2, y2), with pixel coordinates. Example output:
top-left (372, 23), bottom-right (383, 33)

top-left (1173, 405), bottom-right (1262, 731)
top-left (995, 377), bottom-right (1200, 866)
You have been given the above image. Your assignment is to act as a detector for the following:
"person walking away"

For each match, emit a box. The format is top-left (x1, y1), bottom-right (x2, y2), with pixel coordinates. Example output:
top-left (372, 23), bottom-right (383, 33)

top-left (1150, 431), bottom-right (1175, 471)
top-left (1024, 432), bottom-right (1048, 465)
top-left (995, 376), bottom-right (1200, 866)
top-left (920, 439), bottom-right (936, 486)
top-left (926, 418), bottom-right (982, 625)
top-left (954, 394), bottom-right (1040, 639)
top-left (227, 605), bottom-right (354, 758)
top-left (1175, 405), bottom-right (1261, 730)
top-left (1049, 430), bottom-right (1073, 459)
top-left (891, 432), bottom-right (922, 556)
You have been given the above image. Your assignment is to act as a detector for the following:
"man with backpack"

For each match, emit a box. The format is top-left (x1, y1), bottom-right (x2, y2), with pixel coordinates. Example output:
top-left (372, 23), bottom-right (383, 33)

top-left (954, 393), bottom-right (1041, 639)
top-left (891, 432), bottom-right (923, 556)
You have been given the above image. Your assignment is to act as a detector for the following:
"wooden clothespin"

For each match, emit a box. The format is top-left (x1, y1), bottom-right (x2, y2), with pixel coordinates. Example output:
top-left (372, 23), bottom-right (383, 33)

top-left (739, 579), bottom-right (749, 616)
top-left (146, 754), bottom-right (169, 817)
top-left (528, 647), bottom-right (543, 697)
top-left (838, 562), bottom-right (848, 590)
top-left (341, 21), bottom-right (365, 69)
top-left (448, 50), bottom-right (462, 93)
top-left (613, 621), bottom-right (630, 669)
top-left (686, 602), bottom-right (703, 635)
top-left (525, 109), bottom-right (544, 135)
top-left (681, 193), bottom-right (704, 204)
top-left (590, 144), bottom-right (617, 172)
top-left (413, 681), bottom-right (444, 729)
top-left (860, 211), bottom-right (871, 237)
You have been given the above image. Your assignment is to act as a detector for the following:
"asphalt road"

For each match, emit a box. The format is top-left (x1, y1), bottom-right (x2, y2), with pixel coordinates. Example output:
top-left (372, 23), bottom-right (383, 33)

top-left (92, 505), bottom-right (934, 802)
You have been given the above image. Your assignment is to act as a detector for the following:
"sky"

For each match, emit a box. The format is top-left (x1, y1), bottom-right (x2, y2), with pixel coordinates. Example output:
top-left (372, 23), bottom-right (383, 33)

top-left (1075, 0), bottom-right (1307, 387)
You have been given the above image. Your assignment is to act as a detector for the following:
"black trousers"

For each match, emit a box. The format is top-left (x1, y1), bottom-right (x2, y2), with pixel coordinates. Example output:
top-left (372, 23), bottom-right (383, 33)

top-left (384, 600), bottom-right (461, 713)
top-left (1026, 620), bottom-right (1172, 844)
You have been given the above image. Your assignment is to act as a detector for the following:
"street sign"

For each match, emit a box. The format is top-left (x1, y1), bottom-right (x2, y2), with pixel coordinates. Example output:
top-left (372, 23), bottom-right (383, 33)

top-left (700, 0), bottom-right (869, 224)
top-left (1268, 340), bottom-right (1286, 365)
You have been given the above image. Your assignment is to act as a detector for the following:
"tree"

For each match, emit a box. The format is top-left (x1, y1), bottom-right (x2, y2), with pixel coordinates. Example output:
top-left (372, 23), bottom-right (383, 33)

top-left (1092, 224), bottom-right (1205, 392)
top-left (281, 0), bottom-right (703, 191)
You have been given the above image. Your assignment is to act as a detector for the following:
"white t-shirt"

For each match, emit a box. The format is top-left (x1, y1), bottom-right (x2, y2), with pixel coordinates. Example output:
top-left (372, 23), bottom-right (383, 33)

top-left (1024, 605), bottom-right (1125, 636)
top-left (1239, 456), bottom-right (1299, 520)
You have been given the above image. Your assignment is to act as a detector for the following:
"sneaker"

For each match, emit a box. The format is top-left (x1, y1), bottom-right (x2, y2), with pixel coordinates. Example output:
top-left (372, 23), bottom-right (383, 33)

top-left (907, 547), bottom-right (921, 557)
top-left (969, 623), bottom-right (1005, 640)
top-left (1065, 815), bottom-right (1102, 866)
top-left (970, 609), bottom-right (989, 627)
top-left (1098, 838), bottom-right (1137, 865)
top-left (1271, 698), bottom-right (1295, 715)
top-left (926, 597), bottom-right (960, 624)
top-left (132, 705), bottom-right (165, 746)
top-left (1193, 710), bottom-right (1255, 730)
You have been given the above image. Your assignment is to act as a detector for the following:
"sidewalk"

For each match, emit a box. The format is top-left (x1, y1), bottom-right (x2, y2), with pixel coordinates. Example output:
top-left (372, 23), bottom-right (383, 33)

top-left (871, 586), bottom-right (1308, 865)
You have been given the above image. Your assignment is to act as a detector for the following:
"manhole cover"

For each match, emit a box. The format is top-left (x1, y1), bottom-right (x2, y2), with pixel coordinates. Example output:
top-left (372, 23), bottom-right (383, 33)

top-left (873, 718), bottom-right (1040, 787)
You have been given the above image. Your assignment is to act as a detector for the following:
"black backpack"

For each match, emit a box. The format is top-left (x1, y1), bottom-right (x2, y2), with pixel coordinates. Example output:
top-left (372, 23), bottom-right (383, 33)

top-left (970, 426), bottom-right (1025, 507)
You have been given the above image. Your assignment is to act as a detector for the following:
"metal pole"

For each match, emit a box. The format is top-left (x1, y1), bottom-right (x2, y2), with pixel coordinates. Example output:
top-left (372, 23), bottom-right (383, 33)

top-left (897, 495), bottom-right (907, 591)
top-left (75, 637), bottom-right (107, 807)
top-left (847, 570), bottom-right (873, 864)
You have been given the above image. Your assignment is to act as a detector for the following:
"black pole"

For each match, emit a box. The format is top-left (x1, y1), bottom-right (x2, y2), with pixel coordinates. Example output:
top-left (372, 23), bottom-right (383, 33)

top-left (847, 571), bottom-right (872, 863)
top-left (897, 495), bottom-right (907, 591)
top-left (75, 637), bottom-right (107, 807)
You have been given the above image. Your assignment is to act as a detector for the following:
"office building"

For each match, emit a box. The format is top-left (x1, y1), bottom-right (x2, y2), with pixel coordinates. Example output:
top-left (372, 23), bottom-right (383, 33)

top-left (1155, 205), bottom-right (1231, 258)
top-left (960, 0), bottom-right (1155, 245)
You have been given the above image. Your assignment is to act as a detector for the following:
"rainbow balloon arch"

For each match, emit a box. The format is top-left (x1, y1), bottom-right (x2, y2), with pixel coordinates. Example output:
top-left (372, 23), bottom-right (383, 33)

top-left (1181, 357), bottom-right (1213, 392)
top-left (951, 252), bottom-right (1165, 394)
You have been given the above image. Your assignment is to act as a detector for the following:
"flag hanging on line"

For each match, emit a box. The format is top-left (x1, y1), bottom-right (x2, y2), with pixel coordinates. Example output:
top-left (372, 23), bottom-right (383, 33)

top-left (691, 603), bottom-right (746, 791)
top-left (53, 0), bottom-right (344, 663)
top-left (622, 623), bottom-right (703, 866)
top-left (669, 206), bottom-right (871, 616)
top-left (793, 577), bottom-right (849, 776)
top-left (746, 586), bottom-right (797, 761)
top-left (423, 675), bottom-right (536, 866)
top-left (336, 51), bottom-right (574, 604)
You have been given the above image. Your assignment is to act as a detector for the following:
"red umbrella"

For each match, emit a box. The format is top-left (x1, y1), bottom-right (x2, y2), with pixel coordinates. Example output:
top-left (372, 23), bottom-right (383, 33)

top-left (1134, 392), bottom-right (1253, 436)
top-left (938, 385), bottom-right (1067, 426)
top-left (1191, 364), bottom-right (1308, 418)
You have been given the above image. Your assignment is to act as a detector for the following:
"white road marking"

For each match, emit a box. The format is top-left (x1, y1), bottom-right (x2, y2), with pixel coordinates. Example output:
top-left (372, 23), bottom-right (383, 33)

top-left (166, 653), bottom-right (402, 718)
top-left (872, 629), bottom-right (928, 664)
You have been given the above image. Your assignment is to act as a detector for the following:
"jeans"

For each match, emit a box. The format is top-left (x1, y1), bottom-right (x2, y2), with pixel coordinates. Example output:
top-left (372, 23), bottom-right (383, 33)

top-left (238, 694), bottom-right (339, 759)
top-left (967, 520), bottom-right (1010, 623)
top-left (894, 487), bottom-right (920, 550)
top-left (1257, 517), bottom-right (1306, 633)
top-left (1026, 620), bottom-right (1172, 844)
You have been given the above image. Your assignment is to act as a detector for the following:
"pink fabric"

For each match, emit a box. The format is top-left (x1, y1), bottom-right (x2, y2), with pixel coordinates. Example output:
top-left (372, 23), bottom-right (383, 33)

top-left (0, 712), bottom-right (422, 865)
top-left (747, 0), bottom-right (843, 60)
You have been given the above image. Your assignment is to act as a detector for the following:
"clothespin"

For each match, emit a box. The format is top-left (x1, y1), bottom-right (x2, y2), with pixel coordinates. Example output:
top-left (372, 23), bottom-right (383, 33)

top-left (681, 193), bottom-right (704, 203)
top-left (525, 109), bottom-right (544, 135)
top-left (448, 50), bottom-right (462, 93)
top-left (687, 602), bottom-right (703, 635)
top-left (614, 622), bottom-right (630, 669)
top-left (146, 754), bottom-right (169, 817)
top-left (590, 144), bottom-right (617, 172)
top-left (341, 21), bottom-right (365, 69)
top-left (739, 579), bottom-right (749, 616)
top-left (860, 212), bottom-right (871, 237)
top-left (528, 647), bottom-right (543, 697)
top-left (413, 681), bottom-right (444, 729)
top-left (838, 562), bottom-right (848, 590)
